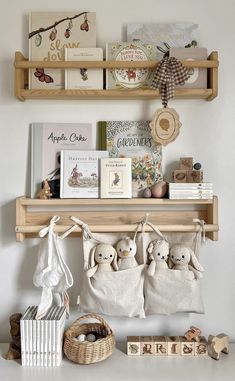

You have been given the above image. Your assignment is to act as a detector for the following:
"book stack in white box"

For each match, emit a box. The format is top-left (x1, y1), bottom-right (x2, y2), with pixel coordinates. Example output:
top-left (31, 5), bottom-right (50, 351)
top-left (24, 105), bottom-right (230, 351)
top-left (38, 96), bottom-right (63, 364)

top-left (20, 305), bottom-right (66, 366)
top-left (169, 183), bottom-right (213, 199)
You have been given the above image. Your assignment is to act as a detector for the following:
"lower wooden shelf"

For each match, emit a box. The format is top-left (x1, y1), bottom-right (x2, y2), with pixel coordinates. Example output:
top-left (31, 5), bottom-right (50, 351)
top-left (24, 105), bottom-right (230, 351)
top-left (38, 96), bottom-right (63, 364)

top-left (15, 196), bottom-right (219, 241)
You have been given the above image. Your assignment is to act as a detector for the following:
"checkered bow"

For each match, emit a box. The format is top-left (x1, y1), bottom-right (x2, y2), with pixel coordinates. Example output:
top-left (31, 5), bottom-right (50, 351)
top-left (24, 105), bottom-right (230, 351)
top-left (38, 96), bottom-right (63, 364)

top-left (151, 57), bottom-right (191, 107)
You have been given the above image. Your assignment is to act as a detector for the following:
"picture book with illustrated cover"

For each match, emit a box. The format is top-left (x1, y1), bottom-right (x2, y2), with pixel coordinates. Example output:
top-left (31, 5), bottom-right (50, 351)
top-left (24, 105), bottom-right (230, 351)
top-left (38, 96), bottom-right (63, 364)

top-left (98, 121), bottom-right (162, 197)
top-left (29, 12), bottom-right (96, 89)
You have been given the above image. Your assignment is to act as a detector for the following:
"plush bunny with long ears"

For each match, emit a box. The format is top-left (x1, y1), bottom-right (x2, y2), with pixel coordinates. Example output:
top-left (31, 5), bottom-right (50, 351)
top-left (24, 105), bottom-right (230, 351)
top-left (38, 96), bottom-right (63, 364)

top-left (116, 237), bottom-right (138, 270)
top-left (86, 243), bottom-right (118, 278)
top-left (147, 239), bottom-right (169, 276)
top-left (169, 244), bottom-right (204, 279)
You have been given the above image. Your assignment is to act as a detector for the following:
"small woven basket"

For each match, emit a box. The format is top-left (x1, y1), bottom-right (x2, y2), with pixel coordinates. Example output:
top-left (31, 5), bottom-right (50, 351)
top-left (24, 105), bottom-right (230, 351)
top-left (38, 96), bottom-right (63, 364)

top-left (63, 313), bottom-right (115, 365)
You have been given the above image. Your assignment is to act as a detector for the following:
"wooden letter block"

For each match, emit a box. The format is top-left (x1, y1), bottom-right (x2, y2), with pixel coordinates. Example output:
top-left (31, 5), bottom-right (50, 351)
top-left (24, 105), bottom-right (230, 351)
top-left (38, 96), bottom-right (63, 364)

top-left (179, 336), bottom-right (195, 356)
top-left (187, 170), bottom-right (203, 183)
top-left (167, 336), bottom-right (181, 356)
top-left (153, 336), bottom-right (167, 356)
top-left (180, 157), bottom-right (193, 170)
top-left (140, 336), bottom-right (154, 355)
top-left (195, 336), bottom-right (208, 356)
top-left (173, 170), bottom-right (187, 183)
top-left (127, 336), bottom-right (140, 356)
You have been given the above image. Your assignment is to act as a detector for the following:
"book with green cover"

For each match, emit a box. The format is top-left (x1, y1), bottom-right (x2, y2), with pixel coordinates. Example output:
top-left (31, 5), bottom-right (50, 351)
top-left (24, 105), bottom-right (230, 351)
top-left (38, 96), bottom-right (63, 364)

top-left (98, 121), bottom-right (162, 197)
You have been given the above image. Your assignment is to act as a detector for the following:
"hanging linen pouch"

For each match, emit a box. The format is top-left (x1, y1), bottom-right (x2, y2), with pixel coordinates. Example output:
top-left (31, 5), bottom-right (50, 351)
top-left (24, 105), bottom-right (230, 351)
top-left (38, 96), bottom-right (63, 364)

top-left (143, 222), bottom-right (205, 315)
top-left (68, 217), bottom-right (146, 318)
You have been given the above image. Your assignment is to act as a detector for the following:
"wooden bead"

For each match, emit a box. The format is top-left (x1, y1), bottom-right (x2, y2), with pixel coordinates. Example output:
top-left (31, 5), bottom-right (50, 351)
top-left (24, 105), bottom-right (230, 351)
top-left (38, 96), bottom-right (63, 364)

top-left (151, 181), bottom-right (167, 198)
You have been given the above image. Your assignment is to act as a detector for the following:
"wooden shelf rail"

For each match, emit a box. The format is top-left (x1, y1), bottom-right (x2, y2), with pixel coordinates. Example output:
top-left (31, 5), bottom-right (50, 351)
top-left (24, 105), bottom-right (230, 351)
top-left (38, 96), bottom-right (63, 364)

top-left (14, 51), bottom-right (219, 101)
top-left (15, 196), bottom-right (219, 242)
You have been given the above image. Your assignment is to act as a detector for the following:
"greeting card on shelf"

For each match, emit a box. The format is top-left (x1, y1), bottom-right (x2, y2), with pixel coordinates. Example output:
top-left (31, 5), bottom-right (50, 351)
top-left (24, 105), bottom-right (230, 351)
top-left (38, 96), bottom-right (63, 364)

top-left (29, 12), bottom-right (96, 89)
top-left (60, 150), bottom-right (108, 198)
top-left (31, 123), bottom-right (94, 198)
top-left (127, 22), bottom-right (199, 59)
top-left (100, 158), bottom-right (132, 198)
top-left (170, 47), bottom-right (208, 88)
top-left (106, 42), bottom-right (157, 89)
top-left (65, 48), bottom-right (103, 89)
top-left (98, 121), bottom-right (162, 197)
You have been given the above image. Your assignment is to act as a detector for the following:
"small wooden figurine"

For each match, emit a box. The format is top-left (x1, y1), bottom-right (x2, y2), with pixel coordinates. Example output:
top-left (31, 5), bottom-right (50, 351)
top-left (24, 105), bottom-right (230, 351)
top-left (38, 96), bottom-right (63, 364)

top-left (37, 179), bottom-right (52, 199)
top-left (5, 313), bottom-right (22, 360)
top-left (208, 333), bottom-right (229, 360)
top-left (184, 326), bottom-right (202, 342)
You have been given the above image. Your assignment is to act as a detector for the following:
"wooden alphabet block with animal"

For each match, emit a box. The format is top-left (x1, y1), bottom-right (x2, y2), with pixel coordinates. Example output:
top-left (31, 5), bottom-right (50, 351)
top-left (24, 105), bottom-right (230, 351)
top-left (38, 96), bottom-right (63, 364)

top-left (195, 336), bottom-right (208, 356)
top-left (140, 336), bottom-right (154, 355)
top-left (179, 336), bottom-right (195, 356)
top-left (167, 336), bottom-right (181, 356)
top-left (153, 336), bottom-right (168, 356)
top-left (180, 157), bottom-right (193, 170)
top-left (173, 170), bottom-right (187, 183)
top-left (127, 336), bottom-right (140, 356)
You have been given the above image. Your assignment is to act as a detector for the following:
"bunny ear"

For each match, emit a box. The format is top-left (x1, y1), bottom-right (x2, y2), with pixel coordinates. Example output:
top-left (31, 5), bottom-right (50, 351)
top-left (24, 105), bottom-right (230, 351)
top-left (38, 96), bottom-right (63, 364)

top-left (112, 248), bottom-right (118, 271)
top-left (189, 248), bottom-right (204, 272)
top-left (147, 242), bottom-right (154, 254)
top-left (90, 247), bottom-right (96, 268)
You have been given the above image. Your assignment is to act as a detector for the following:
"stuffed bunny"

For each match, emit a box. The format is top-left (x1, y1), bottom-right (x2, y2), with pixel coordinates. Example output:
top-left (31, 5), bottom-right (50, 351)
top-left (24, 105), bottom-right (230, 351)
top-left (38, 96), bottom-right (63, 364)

top-left (169, 244), bottom-right (204, 279)
top-left (147, 239), bottom-right (169, 276)
top-left (116, 237), bottom-right (138, 270)
top-left (86, 243), bottom-right (118, 278)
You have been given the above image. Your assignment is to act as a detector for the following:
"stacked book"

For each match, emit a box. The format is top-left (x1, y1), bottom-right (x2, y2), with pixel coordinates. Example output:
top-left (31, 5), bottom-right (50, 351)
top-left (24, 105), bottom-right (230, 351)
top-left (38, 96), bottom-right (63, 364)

top-left (169, 183), bottom-right (213, 200)
top-left (20, 305), bottom-right (66, 367)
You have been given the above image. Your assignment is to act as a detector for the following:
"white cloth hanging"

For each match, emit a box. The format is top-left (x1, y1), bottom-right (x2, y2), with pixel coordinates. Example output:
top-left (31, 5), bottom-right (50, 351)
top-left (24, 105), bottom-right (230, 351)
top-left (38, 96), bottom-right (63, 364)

top-left (33, 216), bottom-right (73, 319)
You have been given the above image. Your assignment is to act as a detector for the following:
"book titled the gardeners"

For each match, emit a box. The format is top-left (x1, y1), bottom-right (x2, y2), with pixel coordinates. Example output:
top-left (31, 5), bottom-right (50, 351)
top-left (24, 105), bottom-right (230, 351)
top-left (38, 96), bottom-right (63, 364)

top-left (98, 121), bottom-right (162, 197)
top-left (60, 150), bottom-right (108, 198)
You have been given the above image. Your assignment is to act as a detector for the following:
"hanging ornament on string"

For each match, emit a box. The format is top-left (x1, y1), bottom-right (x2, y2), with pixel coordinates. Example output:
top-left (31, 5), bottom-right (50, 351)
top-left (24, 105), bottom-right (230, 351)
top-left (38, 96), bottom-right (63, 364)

top-left (64, 20), bottom-right (73, 38)
top-left (80, 13), bottom-right (89, 32)
top-left (49, 27), bottom-right (57, 41)
top-left (35, 33), bottom-right (42, 47)
top-left (149, 55), bottom-right (191, 146)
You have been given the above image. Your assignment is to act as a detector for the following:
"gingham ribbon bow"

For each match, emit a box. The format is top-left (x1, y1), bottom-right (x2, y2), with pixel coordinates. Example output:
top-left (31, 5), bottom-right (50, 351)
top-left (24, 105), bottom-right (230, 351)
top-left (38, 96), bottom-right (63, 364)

top-left (151, 57), bottom-right (190, 107)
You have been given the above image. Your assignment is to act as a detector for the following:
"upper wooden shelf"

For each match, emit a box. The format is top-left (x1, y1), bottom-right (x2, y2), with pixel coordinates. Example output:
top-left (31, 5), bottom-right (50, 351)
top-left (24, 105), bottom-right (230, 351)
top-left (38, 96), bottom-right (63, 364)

top-left (15, 196), bottom-right (219, 242)
top-left (14, 51), bottom-right (219, 102)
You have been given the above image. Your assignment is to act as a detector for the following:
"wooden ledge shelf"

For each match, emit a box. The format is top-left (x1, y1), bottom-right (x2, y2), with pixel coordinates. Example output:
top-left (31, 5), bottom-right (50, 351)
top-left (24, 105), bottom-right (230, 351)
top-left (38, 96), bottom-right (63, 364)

top-left (15, 196), bottom-right (219, 242)
top-left (14, 51), bottom-right (218, 101)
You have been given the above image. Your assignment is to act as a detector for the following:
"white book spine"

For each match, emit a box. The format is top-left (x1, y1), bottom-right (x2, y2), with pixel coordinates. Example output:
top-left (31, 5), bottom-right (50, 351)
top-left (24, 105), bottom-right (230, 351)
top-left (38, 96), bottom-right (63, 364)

top-left (56, 311), bottom-right (66, 366)
top-left (40, 318), bottom-right (44, 366)
top-left (20, 319), bottom-right (26, 366)
top-left (36, 317), bottom-right (40, 366)
top-left (32, 311), bottom-right (37, 366)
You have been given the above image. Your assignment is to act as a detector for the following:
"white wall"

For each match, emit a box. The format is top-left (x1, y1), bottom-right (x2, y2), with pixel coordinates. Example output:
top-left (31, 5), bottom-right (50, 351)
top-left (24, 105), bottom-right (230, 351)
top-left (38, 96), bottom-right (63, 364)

top-left (0, 0), bottom-right (235, 342)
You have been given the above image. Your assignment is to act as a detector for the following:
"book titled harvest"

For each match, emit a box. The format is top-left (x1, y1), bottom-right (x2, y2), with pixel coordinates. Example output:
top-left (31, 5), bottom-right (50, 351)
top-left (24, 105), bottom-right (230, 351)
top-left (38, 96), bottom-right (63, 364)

top-left (65, 48), bottom-right (103, 89)
top-left (106, 42), bottom-right (157, 89)
top-left (60, 150), bottom-right (108, 198)
top-left (98, 121), bottom-right (162, 197)
top-left (29, 12), bottom-right (96, 89)
top-left (100, 158), bottom-right (132, 198)
top-left (31, 123), bottom-right (94, 198)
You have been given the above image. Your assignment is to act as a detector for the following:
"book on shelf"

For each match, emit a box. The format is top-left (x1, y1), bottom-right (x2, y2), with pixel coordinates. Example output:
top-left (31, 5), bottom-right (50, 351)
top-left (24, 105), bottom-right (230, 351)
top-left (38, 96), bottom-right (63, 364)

top-left (65, 47), bottom-right (103, 89)
top-left (29, 11), bottom-right (96, 89)
top-left (20, 305), bottom-right (66, 367)
top-left (98, 121), bottom-right (162, 197)
top-left (106, 42), bottom-right (157, 89)
top-left (169, 182), bottom-right (213, 189)
top-left (127, 22), bottom-right (199, 60)
top-left (100, 157), bottom-right (132, 198)
top-left (30, 122), bottom-right (94, 198)
top-left (169, 182), bottom-right (213, 199)
top-left (169, 47), bottom-right (208, 88)
top-left (60, 150), bottom-right (109, 198)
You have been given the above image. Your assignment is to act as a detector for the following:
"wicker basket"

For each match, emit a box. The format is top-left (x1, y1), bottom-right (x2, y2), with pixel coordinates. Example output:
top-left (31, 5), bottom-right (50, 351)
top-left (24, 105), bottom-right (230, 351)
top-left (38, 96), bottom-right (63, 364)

top-left (63, 313), bottom-right (115, 364)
